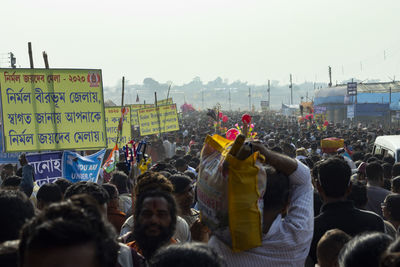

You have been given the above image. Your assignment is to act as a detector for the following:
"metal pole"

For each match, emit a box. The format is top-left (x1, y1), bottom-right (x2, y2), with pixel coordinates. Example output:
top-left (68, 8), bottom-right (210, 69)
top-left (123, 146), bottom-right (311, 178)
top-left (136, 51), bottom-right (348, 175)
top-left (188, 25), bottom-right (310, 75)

top-left (42, 51), bottom-right (49, 69)
top-left (28, 42), bottom-right (34, 69)
top-left (121, 77), bottom-right (125, 107)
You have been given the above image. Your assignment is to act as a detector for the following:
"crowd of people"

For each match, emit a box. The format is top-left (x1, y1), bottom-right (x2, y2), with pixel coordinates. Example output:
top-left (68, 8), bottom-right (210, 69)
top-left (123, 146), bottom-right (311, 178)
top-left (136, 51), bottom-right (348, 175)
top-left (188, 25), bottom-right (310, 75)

top-left (1, 110), bottom-right (400, 266)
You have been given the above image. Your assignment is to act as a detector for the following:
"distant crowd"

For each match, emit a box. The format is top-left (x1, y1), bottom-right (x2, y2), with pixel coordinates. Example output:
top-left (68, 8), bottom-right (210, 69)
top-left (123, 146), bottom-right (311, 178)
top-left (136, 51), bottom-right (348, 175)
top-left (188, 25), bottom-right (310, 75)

top-left (1, 111), bottom-right (400, 267)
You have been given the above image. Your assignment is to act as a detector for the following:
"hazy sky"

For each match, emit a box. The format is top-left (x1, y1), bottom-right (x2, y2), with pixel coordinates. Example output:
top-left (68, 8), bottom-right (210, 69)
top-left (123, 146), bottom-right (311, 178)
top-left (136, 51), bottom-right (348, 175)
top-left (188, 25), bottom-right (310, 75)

top-left (2, 0), bottom-right (400, 88)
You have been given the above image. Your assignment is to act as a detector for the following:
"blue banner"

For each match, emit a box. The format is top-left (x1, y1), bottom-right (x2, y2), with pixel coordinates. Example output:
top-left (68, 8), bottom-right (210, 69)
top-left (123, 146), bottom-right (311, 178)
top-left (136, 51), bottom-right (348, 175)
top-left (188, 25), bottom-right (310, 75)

top-left (0, 126), bottom-right (20, 163)
top-left (26, 152), bottom-right (63, 186)
top-left (62, 149), bottom-right (106, 183)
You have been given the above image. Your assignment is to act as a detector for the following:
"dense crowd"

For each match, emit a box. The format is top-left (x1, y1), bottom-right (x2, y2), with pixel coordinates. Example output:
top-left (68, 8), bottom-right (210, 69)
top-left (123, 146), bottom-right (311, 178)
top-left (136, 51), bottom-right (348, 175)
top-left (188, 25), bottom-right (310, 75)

top-left (1, 110), bottom-right (400, 267)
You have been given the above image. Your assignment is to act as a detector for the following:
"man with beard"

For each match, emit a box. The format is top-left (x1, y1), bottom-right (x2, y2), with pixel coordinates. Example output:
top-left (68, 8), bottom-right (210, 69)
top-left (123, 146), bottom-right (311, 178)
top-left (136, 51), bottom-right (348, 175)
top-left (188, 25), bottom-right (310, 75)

top-left (127, 190), bottom-right (177, 261)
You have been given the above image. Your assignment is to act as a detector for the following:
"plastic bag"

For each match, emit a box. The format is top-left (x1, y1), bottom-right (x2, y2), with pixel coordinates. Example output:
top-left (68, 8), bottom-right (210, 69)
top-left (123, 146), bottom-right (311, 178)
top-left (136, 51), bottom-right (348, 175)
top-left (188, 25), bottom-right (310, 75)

top-left (197, 134), bottom-right (266, 252)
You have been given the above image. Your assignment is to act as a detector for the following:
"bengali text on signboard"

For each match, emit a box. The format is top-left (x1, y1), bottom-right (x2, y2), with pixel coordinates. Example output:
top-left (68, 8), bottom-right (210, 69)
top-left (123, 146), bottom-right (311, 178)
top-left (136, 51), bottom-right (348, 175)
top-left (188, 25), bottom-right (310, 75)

top-left (0, 69), bottom-right (107, 152)
top-left (105, 107), bottom-right (131, 148)
top-left (138, 104), bottom-right (179, 136)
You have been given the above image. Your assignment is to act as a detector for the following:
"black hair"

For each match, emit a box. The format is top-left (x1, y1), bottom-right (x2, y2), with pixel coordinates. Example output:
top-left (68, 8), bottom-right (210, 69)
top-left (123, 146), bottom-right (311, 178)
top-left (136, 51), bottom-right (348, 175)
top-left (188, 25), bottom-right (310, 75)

top-left (64, 181), bottom-right (109, 205)
top-left (18, 195), bottom-right (119, 267)
top-left (0, 190), bottom-right (34, 242)
top-left (318, 157), bottom-right (351, 198)
top-left (183, 155), bottom-right (192, 163)
top-left (392, 176), bottom-right (400, 192)
top-left (116, 162), bottom-right (129, 176)
top-left (338, 232), bottom-right (393, 267)
top-left (392, 163), bottom-right (400, 178)
top-left (149, 242), bottom-right (225, 267)
top-left (367, 156), bottom-right (379, 163)
top-left (54, 178), bottom-right (72, 194)
top-left (101, 184), bottom-right (118, 200)
top-left (36, 183), bottom-right (63, 204)
top-left (383, 163), bottom-right (393, 179)
top-left (135, 171), bottom-right (174, 195)
top-left (383, 156), bottom-right (395, 165)
top-left (175, 158), bottom-right (186, 168)
top-left (347, 180), bottom-right (368, 209)
top-left (168, 174), bottom-right (192, 194)
top-left (159, 171), bottom-right (171, 178)
top-left (263, 166), bottom-right (290, 211)
top-left (366, 162), bottom-right (384, 182)
top-left (110, 171), bottom-right (129, 194)
top-left (385, 194), bottom-right (400, 221)
top-left (352, 152), bottom-right (364, 162)
top-left (183, 170), bottom-right (196, 180)
top-left (271, 146), bottom-right (283, 154)
top-left (1, 176), bottom-right (21, 188)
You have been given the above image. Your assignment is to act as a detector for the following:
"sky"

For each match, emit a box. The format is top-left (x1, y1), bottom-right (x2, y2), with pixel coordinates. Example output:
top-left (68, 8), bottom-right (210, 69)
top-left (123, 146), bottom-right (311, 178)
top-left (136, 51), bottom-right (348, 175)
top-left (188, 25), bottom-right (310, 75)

top-left (1, 0), bottom-right (400, 88)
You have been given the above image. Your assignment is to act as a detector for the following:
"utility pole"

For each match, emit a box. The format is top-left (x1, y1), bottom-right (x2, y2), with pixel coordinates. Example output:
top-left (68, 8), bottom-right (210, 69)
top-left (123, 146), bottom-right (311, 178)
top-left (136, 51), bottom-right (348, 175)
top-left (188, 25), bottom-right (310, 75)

top-left (28, 42), bottom-right (34, 69)
top-left (289, 74), bottom-right (293, 105)
top-left (328, 66), bottom-right (332, 87)
top-left (248, 87), bottom-right (251, 111)
top-left (268, 80), bottom-right (271, 110)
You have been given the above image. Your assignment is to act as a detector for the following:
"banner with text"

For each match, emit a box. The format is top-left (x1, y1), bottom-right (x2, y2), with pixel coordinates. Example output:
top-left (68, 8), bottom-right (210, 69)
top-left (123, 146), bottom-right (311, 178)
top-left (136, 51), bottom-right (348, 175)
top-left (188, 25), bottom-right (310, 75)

top-left (26, 151), bottom-right (63, 186)
top-left (157, 98), bottom-right (173, 106)
top-left (105, 107), bottom-right (131, 148)
top-left (138, 104), bottom-right (179, 136)
top-left (62, 149), bottom-right (105, 183)
top-left (130, 104), bottom-right (154, 127)
top-left (0, 69), bottom-right (107, 152)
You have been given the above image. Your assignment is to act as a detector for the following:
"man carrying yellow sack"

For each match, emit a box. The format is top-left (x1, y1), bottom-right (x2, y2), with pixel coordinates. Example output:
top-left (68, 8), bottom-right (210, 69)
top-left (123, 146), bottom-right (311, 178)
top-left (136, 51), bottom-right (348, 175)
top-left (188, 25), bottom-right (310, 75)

top-left (208, 140), bottom-right (314, 267)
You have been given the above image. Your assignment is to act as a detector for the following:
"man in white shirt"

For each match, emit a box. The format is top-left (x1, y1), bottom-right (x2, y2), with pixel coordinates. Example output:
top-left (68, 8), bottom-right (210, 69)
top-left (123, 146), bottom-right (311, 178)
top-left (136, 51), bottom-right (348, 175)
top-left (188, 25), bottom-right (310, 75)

top-left (209, 144), bottom-right (314, 267)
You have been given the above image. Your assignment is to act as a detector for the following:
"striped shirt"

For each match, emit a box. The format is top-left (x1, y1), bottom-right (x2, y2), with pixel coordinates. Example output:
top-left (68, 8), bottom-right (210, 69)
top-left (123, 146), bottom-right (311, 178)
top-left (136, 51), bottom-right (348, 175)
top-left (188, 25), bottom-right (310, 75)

top-left (209, 160), bottom-right (314, 267)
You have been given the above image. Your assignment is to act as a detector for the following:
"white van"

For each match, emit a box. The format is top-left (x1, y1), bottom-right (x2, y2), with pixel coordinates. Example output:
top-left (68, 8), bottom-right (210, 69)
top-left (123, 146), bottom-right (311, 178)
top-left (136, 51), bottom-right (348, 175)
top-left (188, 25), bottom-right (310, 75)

top-left (373, 135), bottom-right (400, 162)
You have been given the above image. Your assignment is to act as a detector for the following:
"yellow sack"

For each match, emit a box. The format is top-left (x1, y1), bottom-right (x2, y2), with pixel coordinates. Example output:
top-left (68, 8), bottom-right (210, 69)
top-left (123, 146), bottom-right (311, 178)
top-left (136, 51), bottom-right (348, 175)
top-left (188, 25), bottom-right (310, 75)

top-left (197, 134), bottom-right (266, 252)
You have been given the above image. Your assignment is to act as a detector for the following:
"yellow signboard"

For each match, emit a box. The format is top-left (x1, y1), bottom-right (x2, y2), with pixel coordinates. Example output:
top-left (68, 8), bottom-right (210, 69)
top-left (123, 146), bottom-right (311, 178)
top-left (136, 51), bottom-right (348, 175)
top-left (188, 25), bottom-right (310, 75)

top-left (130, 104), bottom-right (154, 126)
top-left (157, 98), bottom-right (173, 105)
top-left (138, 104), bottom-right (179, 136)
top-left (105, 107), bottom-right (131, 149)
top-left (0, 69), bottom-right (107, 152)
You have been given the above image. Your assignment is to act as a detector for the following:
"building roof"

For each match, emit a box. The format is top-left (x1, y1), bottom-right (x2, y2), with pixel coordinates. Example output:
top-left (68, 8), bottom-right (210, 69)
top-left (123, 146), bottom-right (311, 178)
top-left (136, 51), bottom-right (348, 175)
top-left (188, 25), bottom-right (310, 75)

top-left (315, 81), bottom-right (400, 98)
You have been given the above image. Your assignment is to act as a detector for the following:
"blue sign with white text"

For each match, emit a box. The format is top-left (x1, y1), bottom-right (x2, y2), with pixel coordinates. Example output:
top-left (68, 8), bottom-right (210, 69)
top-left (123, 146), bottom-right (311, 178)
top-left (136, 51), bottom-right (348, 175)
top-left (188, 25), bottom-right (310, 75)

top-left (26, 152), bottom-right (63, 186)
top-left (62, 149), bottom-right (106, 183)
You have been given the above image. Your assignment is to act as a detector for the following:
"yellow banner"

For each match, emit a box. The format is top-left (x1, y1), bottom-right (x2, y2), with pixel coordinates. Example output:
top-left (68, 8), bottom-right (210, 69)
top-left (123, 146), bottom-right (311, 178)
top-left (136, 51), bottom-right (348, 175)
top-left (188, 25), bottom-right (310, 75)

top-left (157, 98), bottom-right (173, 105)
top-left (138, 104), bottom-right (179, 136)
top-left (0, 69), bottom-right (106, 152)
top-left (130, 104), bottom-right (154, 126)
top-left (105, 107), bottom-right (131, 149)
